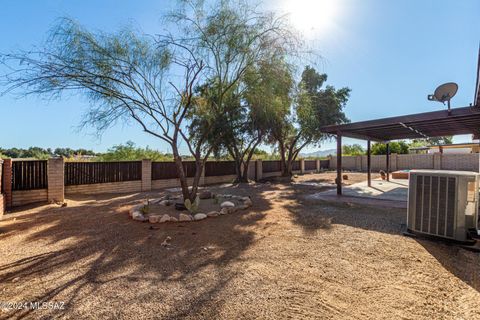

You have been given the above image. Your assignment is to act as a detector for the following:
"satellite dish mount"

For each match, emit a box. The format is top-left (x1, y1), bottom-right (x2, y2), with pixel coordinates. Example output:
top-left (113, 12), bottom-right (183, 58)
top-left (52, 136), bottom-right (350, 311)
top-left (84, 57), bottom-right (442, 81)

top-left (428, 82), bottom-right (458, 114)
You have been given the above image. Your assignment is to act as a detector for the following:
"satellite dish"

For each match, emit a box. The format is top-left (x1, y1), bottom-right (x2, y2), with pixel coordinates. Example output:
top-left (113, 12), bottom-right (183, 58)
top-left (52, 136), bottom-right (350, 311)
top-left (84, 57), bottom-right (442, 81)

top-left (427, 82), bottom-right (458, 113)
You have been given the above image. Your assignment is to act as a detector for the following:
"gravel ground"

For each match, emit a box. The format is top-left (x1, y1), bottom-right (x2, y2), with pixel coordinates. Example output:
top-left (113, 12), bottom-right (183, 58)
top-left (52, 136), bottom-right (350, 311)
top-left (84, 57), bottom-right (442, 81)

top-left (0, 172), bottom-right (479, 319)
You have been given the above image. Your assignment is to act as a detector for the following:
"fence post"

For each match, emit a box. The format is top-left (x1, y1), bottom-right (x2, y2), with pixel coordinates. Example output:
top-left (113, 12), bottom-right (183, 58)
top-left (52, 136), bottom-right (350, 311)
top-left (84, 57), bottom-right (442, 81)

top-left (141, 159), bottom-right (152, 191)
top-left (248, 160), bottom-right (256, 180)
top-left (300, 158), bottom-right (305, 173)
top-left (328, 155), bottom-right (335, 169)
top-left (47, 157), bottom-right (64, 203)
top-left (256, 159), bottom-right (263, 181)
top-left (2, 159), bottom-right (12, 209)
top-left (316, 159), bottom-right (320, 172)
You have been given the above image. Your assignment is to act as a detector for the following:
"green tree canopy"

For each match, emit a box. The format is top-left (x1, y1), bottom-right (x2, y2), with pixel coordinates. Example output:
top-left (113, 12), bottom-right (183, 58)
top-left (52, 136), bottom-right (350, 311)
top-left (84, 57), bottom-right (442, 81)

top-left (96, 141), bottom-right (172, 162)
top-left (272, 66), bottom-right (350, 176)
top-left (371, 141), bottom-right (409, 155)
top-left (342, 144), bottom-right (364, 155)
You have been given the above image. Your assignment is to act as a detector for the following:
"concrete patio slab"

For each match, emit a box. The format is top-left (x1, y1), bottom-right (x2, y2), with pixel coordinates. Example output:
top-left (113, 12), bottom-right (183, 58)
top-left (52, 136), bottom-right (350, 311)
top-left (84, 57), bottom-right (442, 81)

top-left (312, 178), bottom-right (408, 208)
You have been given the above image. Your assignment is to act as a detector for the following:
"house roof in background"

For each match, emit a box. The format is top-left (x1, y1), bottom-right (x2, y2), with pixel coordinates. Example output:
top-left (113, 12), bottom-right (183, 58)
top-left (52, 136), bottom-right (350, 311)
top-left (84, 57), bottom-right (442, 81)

top-left (409, 142), bottom-right (480, 150)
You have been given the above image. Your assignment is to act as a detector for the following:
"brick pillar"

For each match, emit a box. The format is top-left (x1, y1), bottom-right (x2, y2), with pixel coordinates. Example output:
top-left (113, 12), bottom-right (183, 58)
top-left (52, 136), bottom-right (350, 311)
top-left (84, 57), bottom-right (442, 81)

top-left (248, 160), bottom-right (256, 180)
top-left (300, 158), bottom-right (305, 173)
top-left (433, 153), bottom-right (442, 169)
top-left (316, 159), bottom-right (320, 172)
top-left (141, 159), bottom-right (152, 191)
top-left (2, 159), bottom-right (12, 209)
top-left (47, 158), bottom-right (64, 203)
top-left (256, 159), bottom-right (263, 181)
top-left (328, 155), bottom-right (335, 169)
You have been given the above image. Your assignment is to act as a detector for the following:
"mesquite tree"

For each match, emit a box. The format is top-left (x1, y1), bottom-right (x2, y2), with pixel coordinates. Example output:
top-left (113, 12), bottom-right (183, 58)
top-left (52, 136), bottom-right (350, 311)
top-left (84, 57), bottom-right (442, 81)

top-left (0, 0), bottom-right (294, 200)
top-left (191, 56), bottom-right (294, 182)
top-left (272, 66), bottom-right (350, 176)
top-left (1, 19), bottom-right (207, 201)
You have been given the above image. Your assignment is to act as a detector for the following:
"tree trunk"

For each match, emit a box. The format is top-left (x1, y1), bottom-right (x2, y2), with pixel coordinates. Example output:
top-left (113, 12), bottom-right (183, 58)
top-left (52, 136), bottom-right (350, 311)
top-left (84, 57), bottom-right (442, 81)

top-left (279, 142), bottom-right (289, 176)
top-left (234, 159), bottom-right (245, 183)
top-left (172, 150), bottom-right (190, 202)
top-left (188, 159), bottom-right (204, 202)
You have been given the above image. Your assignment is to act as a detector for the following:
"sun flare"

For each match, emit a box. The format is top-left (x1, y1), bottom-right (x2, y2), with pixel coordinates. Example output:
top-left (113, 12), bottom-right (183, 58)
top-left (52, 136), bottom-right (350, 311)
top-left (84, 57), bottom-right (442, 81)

top-left (281, 0), bottom-right (340, 38)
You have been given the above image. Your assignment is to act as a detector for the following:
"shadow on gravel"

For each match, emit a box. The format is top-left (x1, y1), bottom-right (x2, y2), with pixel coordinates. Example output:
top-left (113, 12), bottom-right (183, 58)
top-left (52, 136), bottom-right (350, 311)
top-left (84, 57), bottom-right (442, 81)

top-left (283, 181), bottom-right (480, 293)
top-left (415, 239), bottom-right (480, 293)
top-left (0, 184), bottom-right (271, 319)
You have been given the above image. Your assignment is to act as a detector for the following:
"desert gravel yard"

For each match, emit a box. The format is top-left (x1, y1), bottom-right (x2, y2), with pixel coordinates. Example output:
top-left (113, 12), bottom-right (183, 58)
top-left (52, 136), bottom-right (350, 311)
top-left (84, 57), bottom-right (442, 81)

top-left (0, 172), bottom-right (479, 319)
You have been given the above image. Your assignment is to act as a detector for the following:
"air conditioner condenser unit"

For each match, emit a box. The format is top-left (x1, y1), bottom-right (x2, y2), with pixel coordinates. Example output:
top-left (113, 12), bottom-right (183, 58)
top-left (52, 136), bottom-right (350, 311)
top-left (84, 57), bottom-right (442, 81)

top-left (407, 170), bottom-right (479, 242)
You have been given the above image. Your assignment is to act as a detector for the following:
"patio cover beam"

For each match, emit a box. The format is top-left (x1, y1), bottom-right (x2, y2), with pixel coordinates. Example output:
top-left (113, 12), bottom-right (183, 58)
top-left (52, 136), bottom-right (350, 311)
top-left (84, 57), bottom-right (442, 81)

top-left (323, 106), bottom-right (480, 196)
top-left (321, 106), bottom-right (480, 142)
top-left (336, 134), bottom-right (342, 195)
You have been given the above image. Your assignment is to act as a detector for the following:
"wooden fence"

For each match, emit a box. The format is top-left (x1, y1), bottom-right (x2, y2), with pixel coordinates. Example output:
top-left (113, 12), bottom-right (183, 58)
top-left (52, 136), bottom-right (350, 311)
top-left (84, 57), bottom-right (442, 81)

top-left (262, 160), bottom-right (282, 173)
top-left (320, 160), bottom-right (329, 169)
top-left (292, 160), bottom-right (301, 171)
top-left (11, 160), bottom-right (48, 191)
top-left (151, 161), bottom-right (197, 180)
top-left (7, 159), bottom-right (324, 191)
top-left (65, 161), bottom-right (142, 185)
top-left (305, 160), bottom-right (317, 171)
top-left (205, 161), bottom-right (236, 177)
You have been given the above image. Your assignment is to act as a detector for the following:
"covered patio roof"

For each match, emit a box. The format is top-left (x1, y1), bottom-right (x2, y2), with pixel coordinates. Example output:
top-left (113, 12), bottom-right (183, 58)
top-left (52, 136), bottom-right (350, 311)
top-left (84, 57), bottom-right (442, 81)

top-left (320, 47), bottom-right (480, 195)
top-left (321, 106), bottom-right (480, 142)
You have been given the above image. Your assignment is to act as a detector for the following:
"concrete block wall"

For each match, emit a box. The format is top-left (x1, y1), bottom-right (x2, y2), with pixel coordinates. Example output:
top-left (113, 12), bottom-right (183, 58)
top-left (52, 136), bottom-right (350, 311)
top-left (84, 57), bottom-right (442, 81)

top-left (397, 154), bottom-right (433, 170)
top-left (151, 177), bottom-right (195, 190)
top-left (247, 161), bottom-right (256, 180)
top-left (12, 189), bottom-right (48, 207)
top-left (3, 157), bottom-right (326, 210)
top-left (204, 174), bottom-right (237, 185)
top-left (256, 160), bottom-right (263, 180)
top-left (441, 154), bottom-right (480, 171)
top-left (331, 153), bottom-right (480, 172)
top-left (262, 171), bottom-right (283, 178)
top-left (66, 180), bottom-right (142, 195)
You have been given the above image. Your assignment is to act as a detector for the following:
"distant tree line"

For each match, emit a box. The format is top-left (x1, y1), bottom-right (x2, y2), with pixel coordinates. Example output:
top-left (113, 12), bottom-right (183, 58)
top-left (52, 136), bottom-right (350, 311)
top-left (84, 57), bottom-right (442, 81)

top-left (0, 147), bottom-right (97, 159)
top-left (0, 141), bottom-right (282, 161)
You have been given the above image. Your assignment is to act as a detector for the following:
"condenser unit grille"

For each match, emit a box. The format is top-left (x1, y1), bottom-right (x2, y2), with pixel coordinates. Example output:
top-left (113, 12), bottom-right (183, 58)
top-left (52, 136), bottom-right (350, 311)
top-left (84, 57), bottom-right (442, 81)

top-left (413, 175), bottom-right (456, 238)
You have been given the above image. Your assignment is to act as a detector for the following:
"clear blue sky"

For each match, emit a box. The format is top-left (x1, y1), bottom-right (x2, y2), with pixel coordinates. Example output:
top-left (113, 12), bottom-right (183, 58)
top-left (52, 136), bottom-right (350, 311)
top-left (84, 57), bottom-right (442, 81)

top-left (0, 0), bottom-right (479, 153)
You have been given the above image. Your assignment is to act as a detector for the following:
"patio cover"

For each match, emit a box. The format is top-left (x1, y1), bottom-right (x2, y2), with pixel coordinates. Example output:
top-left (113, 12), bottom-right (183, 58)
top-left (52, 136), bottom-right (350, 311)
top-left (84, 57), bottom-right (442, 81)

top-left (321, 106), bottom-right (480, 142)
top-left (321, 106), bottom-right (480, 195)
top-left (320, 47), bottom-right (480, 195)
